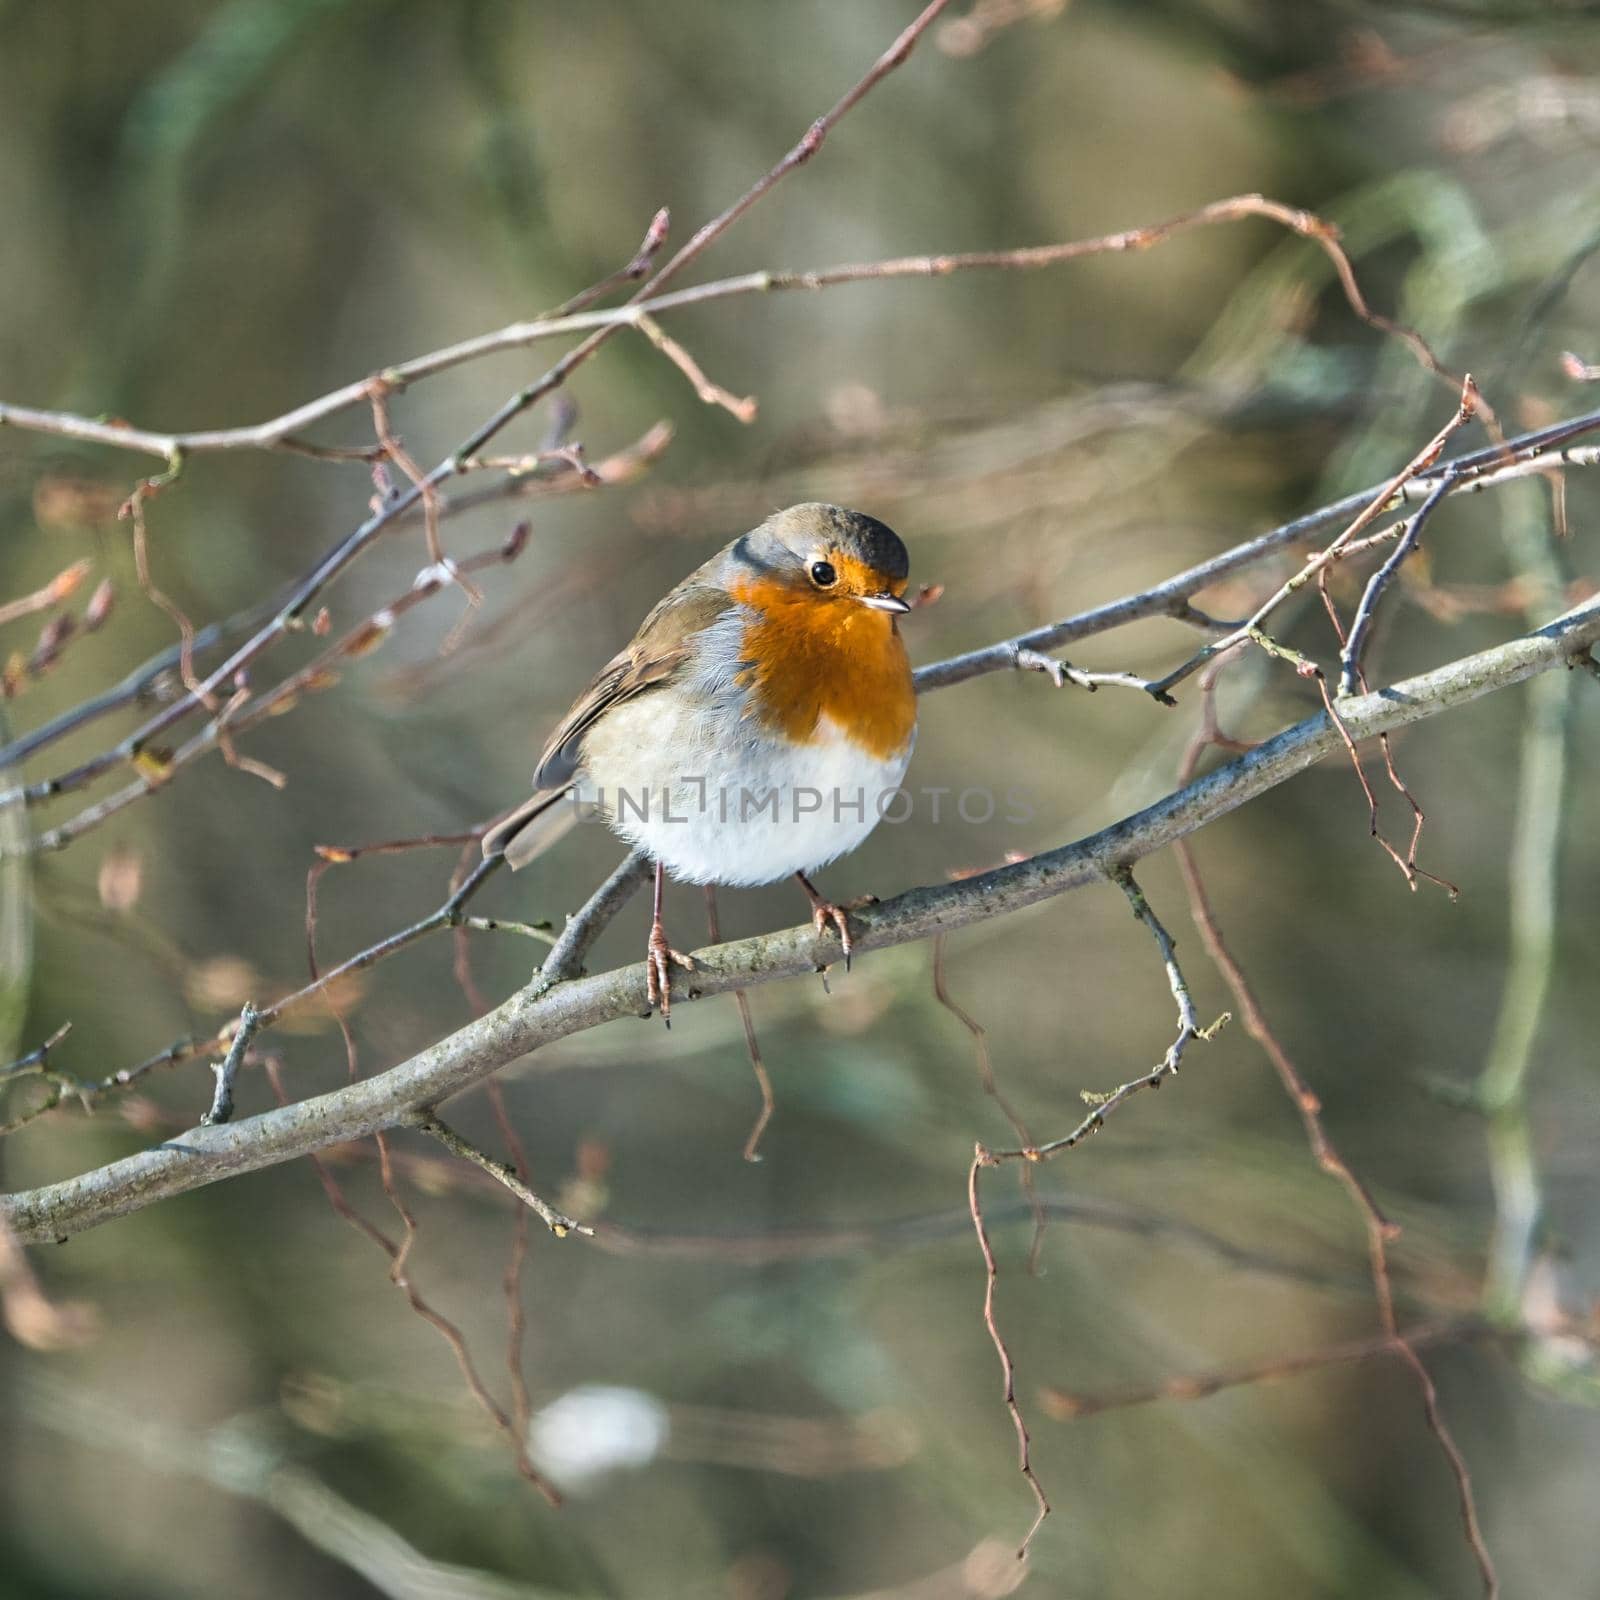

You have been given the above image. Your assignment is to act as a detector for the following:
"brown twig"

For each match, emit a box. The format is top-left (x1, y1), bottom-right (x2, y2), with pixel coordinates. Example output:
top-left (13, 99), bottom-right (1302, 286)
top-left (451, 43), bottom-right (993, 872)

top-left (25, 519), bottom-right (534, 855)
top-left (704, 886), bottom-right (776, 1163)
top-left (366, 379), bottom-right (481, 612)
top-left (548, 206), bottom-right (671, 317)
top-left (1312, 673), bottom-right (1458, 896)
top-left (479, 1077), bottom-right (537, 1443)
top-left (0, 561), bottom-right (93, 629)
top-left (634, 314), bottom-right (758, 423)
top-left (0, 423), bottom-right (663, 783)
top-left (1039, 1318), bottom-right (1499, 1423)
top-left (964, 866), bottom-right (1221, 1554)
top-left (262, 1059), bottom-right (563, 1506)
top-left (119, 453), bottom-right (213, 706)
top-left (968, 1148), bottom-right (1049, 1561)
top-left (408, 1113), bottom-right (588, 1238)
top-left (0, 191), bottom-right (1466, 468)
top-left (932, 933), bottom-right (1045, 1271)
top-left (1145, 377), bottom-right (1481, 701)
top-left (1172, 676), bottom-right (1499, 1600)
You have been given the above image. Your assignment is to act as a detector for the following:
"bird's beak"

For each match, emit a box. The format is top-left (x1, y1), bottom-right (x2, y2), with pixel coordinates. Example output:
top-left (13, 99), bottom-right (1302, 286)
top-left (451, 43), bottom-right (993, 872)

top-left (858, 591), bottom-right (911, 614)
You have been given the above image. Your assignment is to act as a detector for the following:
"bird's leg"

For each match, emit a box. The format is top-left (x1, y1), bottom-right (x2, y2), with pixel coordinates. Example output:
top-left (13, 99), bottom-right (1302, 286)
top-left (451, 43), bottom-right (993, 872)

top-left (645, 859), bottom-right (694, 1025)
top-left (794, 871), bottom-right (871, 972)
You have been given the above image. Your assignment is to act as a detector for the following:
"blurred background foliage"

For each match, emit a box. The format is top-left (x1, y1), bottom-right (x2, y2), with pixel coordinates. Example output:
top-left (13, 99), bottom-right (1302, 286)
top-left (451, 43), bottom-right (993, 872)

top-left (2, 1), bottom-right (1600, 1596)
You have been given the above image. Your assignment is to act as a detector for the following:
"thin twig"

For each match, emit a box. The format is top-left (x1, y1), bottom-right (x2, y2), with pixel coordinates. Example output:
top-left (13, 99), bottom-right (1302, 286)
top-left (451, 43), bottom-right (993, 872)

top-left (22, 519), bottom-right (534, 855)
top-left (120, 453), bottom-right (209, 702)
top-left (964, 866), bottom-right (1219, 1553)
top-left (968, 1149), bottom-right (1049, 1560)
top-left (932, 933), bottom-right (1045, 1270)
top-left (0, 1022), bottom-right (73, 1085)
top-left (0, 422), bottom-right (664, 781)
top-left (1109, 866), bottom-right (1209, 1074)
top-left (1012, 646), bottom-right (1175, 704)
top-left (408, 1113), bottom-right (589, 1238)
top-left (365, 380), bottom-right (481, 612)
top-left (1039, 1318), bottom-right (1499, 1422)
top-left (549, 205), bottom-right (672, 317)
top-left (634, 314), bottom-right (758, 422)
top-left (1339, 468), bottom-right (1462, 695)
top-left (0, 561), bottom-right (93, 629)
top-left (704, 886), bottom-right (776, 1162)
top-left (262, 1060), bottom-right (564, 1507)
top-left (199, 1002), bottom-right (260, 1126)
top-left (459, 916), bottom-right (556, 946)
top-left (913, 406), bottom-right (1600, 695)
top-left (972, 866), bottom-right (1220, 1167)
top-left (1173, 706), bottom-right (1499, 1598)
top-left (479, 1076), bottom-right (537, 1443)
top-left (1145, 377), bottom-right (1480, 701)
top-left (0, 190), bottom-right (1466, 461)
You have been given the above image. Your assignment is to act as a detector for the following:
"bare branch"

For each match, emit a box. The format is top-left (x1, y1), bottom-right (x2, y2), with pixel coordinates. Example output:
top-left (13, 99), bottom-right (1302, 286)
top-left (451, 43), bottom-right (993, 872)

top-left (634, 314), bottom-right (758, 423)
top-left (549, 205), bottom-right (672, 317)
top-left (968, 1149), bottom-right (1048, 1561)
top-left (407, 1113), bottom-right (590, 1238)
top-left (0, 0), bottom-right (957, 836)
top-left (199, 1002), bottom-right (261, 1127)
top-left (1174, 731), bottom-right (1500, 1596)
top-left (1144, 376), bottom-right (1480, 702)
top-left (1040, 1318), bottom-right (1498, 1423)
top-left (0, 190), bottom-right (1465, 465)
top-left (1339, 468), bottom-right (1461, 695)
top-left (703, 886), bottom-right (776, 1163)
top-left (0, 561), bottom-right (94, 629)
top-left (913, 405), bottom-right (1600, 695)
top-left (933, 933), bottom-right (1045, 1269)
top-left (5, 599), bottom-right (1595, 1244)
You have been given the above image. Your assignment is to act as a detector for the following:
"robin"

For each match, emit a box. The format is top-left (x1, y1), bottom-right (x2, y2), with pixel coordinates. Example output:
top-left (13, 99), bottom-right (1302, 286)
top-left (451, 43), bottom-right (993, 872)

top-left (482, 503), bottom-right (916, 1020)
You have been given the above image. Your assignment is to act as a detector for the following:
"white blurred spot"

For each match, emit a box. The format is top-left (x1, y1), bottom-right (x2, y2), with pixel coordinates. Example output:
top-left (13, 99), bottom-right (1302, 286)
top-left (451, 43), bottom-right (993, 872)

top-left (527, 1385), bottom-right (670, 1492)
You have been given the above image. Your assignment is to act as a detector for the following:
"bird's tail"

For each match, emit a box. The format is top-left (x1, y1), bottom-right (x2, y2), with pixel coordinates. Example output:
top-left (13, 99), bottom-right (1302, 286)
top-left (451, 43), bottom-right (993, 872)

top-left (481, 784), bottom-right (579, 870)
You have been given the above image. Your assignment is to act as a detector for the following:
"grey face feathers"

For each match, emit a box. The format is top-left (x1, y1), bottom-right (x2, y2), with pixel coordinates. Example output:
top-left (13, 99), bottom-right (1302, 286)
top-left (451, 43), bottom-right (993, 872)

top-left (735, 503), bottom-right (910, 584)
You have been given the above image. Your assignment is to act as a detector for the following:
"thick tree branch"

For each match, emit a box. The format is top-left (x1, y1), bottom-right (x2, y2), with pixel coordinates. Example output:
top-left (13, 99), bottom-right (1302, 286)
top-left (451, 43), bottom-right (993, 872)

top-left (6, 598), bottom-right (1595, 1246)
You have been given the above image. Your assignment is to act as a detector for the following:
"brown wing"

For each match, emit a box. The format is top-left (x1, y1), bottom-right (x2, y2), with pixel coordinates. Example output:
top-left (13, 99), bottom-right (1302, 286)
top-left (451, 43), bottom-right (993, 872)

top-left (531, 570), bottom-right (733, 791)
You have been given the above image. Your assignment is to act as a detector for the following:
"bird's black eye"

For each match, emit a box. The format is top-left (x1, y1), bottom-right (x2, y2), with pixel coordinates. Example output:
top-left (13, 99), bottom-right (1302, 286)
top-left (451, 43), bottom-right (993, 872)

top-left (809, 560), bottom-right (837, 588)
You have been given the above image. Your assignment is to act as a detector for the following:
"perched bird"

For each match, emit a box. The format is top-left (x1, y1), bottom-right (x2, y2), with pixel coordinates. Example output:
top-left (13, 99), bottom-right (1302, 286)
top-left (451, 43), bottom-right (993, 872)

top-left (483, 503), bottom-right (916, 1020)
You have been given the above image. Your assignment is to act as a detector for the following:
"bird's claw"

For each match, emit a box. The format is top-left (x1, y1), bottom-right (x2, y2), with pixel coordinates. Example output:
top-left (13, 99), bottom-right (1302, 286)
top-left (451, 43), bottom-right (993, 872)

top-left (646, 927), bottom-right (694, 1025)
top-left (810, 901), bottom-right (855, 972)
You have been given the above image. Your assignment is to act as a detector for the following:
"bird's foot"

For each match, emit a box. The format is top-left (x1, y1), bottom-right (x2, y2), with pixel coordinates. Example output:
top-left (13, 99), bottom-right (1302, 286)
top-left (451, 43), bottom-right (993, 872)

top-left (646, 920), bottom-right (695, 1026)
top-left (795, 874), bottom-right (875, 972)
top-left (811, 899), bottom-right (854, 969)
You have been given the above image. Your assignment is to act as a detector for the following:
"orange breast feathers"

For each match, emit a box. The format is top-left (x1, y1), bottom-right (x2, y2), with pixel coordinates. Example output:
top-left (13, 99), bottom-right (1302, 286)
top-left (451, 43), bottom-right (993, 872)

top-left (729, 572), bottom-right (916, 759)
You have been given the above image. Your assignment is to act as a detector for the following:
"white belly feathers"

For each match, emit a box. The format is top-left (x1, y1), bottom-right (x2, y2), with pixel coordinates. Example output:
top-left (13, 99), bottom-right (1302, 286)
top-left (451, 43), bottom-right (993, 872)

top-left (573, 607), bottom-right (914, 887)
